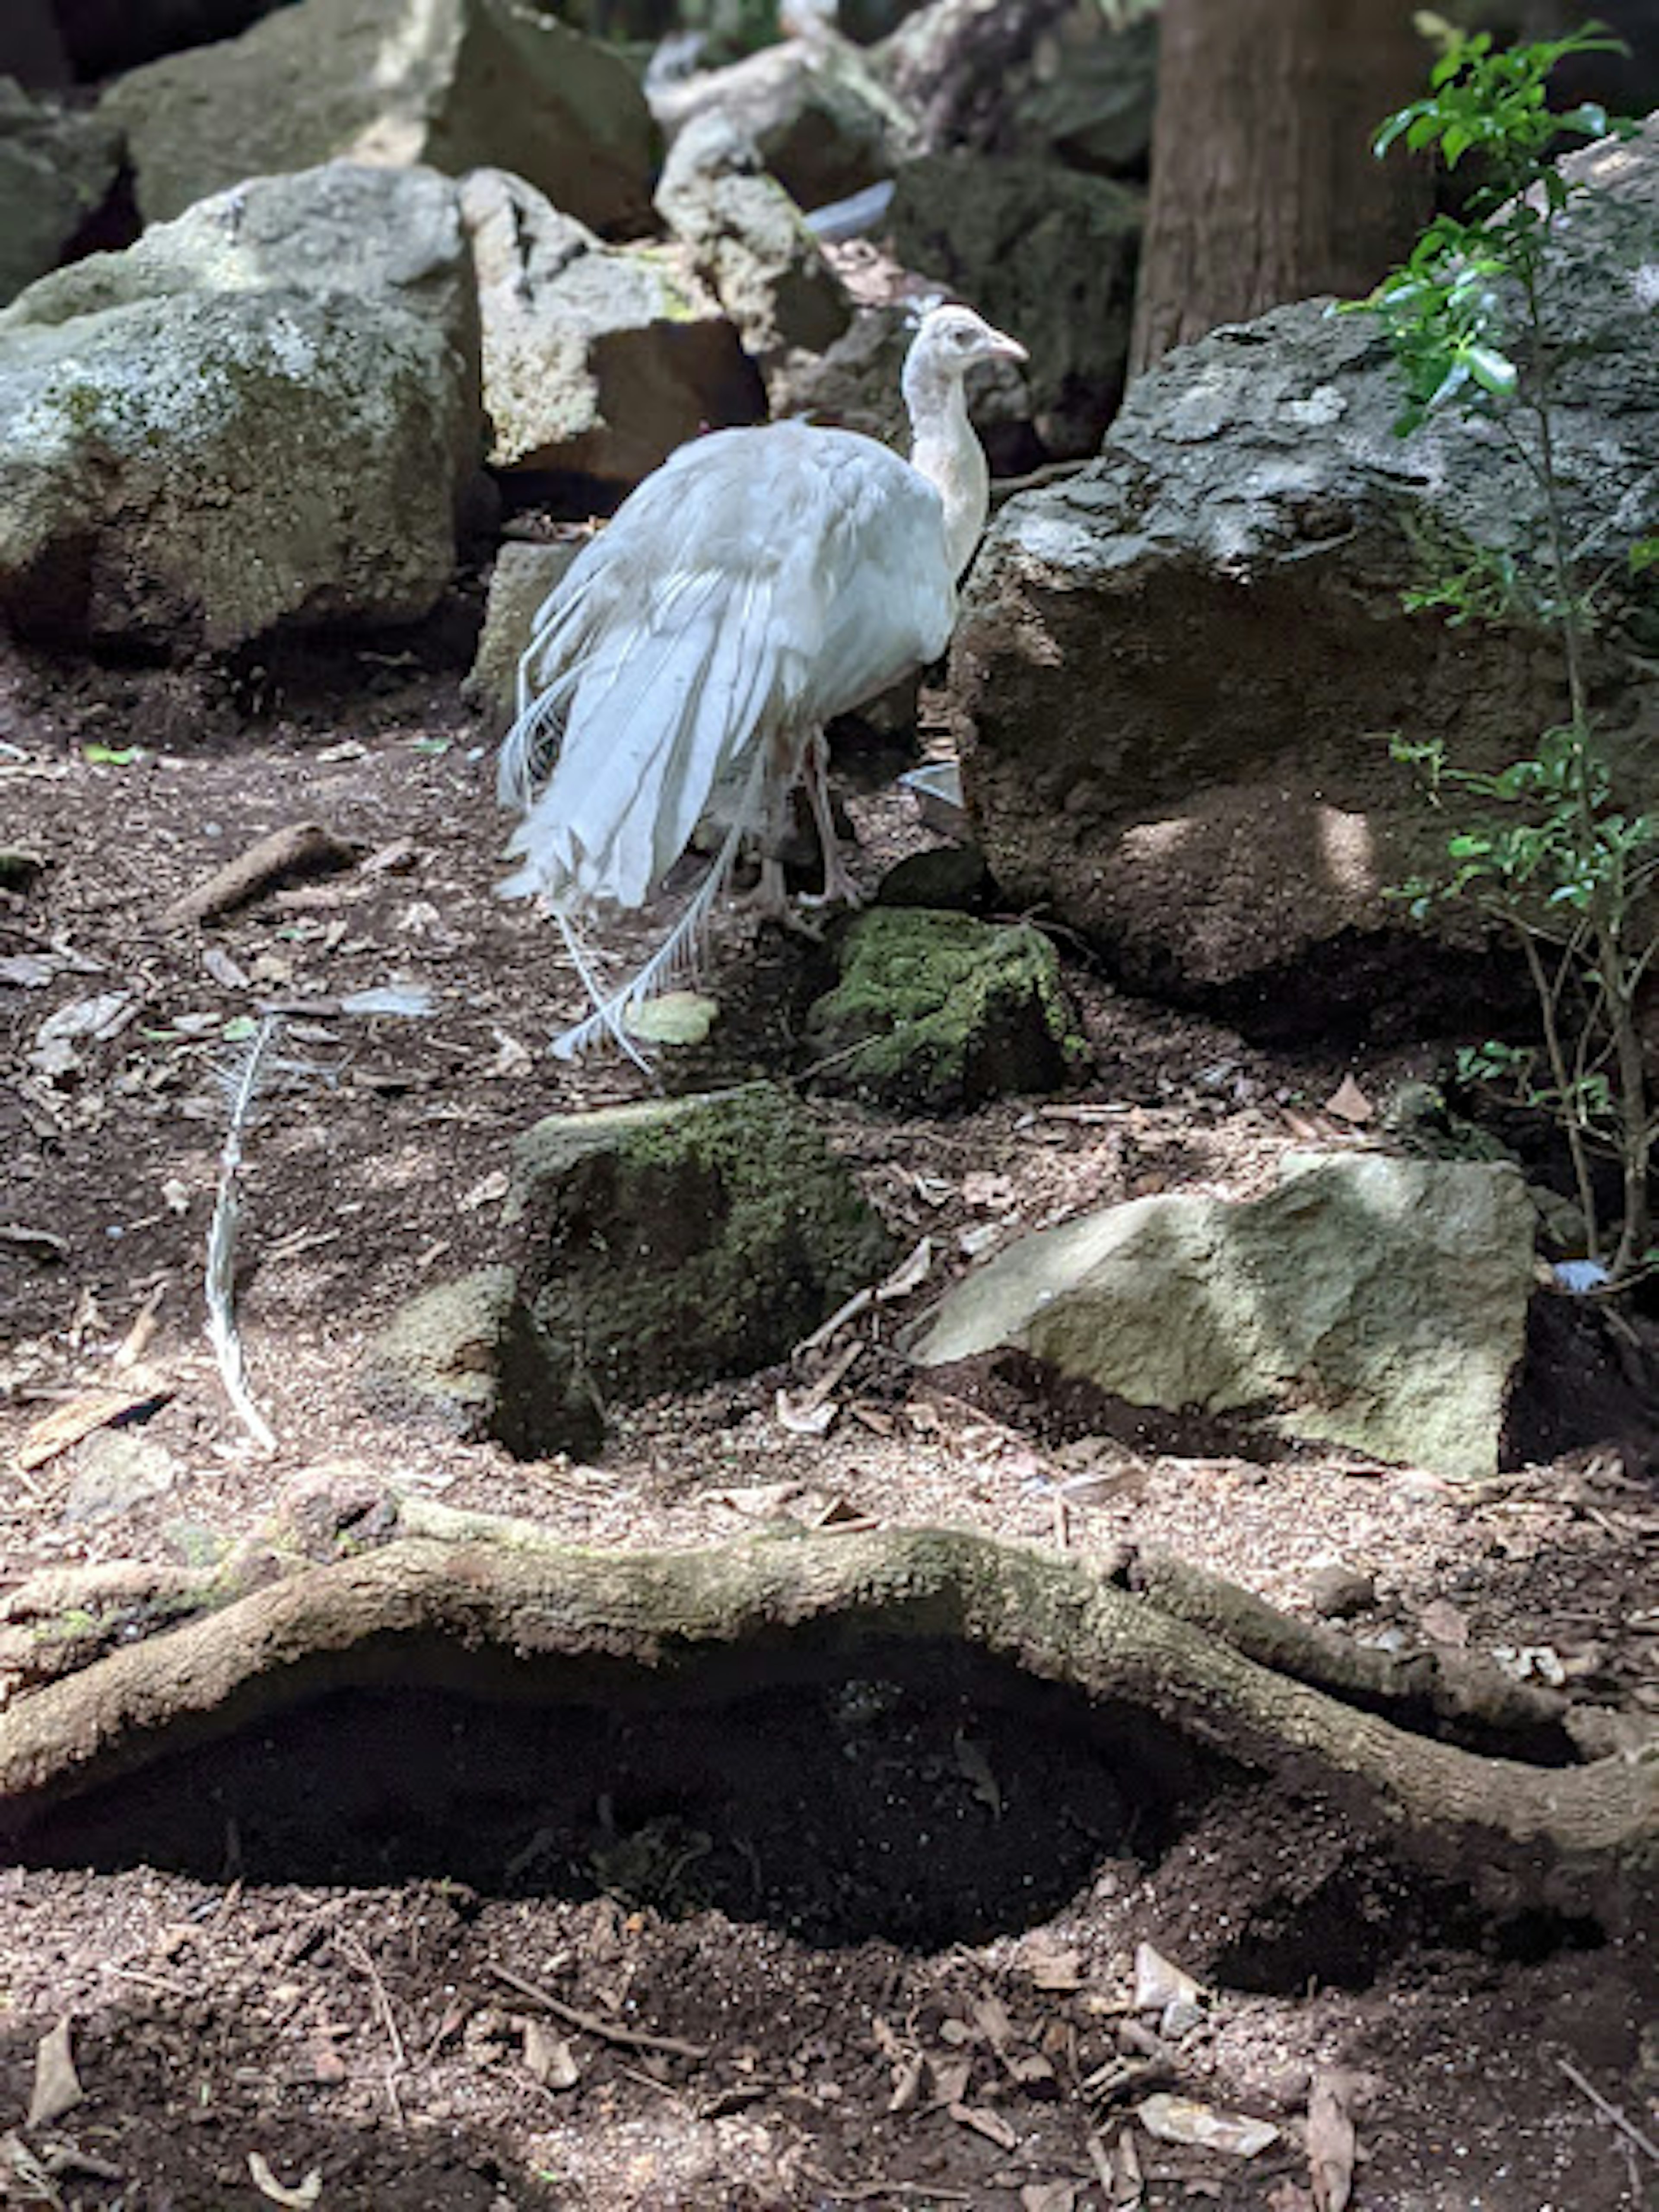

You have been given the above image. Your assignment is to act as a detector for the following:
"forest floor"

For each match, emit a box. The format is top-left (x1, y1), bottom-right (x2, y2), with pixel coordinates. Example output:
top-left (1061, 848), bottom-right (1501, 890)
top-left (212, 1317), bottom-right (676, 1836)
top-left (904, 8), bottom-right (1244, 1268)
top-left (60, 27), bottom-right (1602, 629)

top-left (0, 632), bottom-right (1656, 2212)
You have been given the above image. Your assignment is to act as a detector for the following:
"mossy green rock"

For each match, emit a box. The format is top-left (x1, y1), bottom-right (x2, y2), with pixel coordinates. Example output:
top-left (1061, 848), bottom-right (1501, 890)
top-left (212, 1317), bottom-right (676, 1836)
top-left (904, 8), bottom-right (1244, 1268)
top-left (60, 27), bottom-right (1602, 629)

top-left (502, 1085), bottom-right (896, 1452)
top-left (805, 907), bottom-right (1088, 1110)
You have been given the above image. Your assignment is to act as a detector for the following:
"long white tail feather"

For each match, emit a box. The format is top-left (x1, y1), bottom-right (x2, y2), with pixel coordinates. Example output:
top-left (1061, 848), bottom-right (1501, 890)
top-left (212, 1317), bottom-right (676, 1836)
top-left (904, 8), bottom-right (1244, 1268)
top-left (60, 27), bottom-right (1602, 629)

top-left (549, 743), bottom-right (770, 1061)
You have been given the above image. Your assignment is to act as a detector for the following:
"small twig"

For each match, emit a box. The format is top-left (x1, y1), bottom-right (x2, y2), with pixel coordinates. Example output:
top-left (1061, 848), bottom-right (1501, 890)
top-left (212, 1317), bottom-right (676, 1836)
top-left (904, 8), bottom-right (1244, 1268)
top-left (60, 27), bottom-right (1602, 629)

top-left (165, 820), bottom-right (359, 925)
top-left (338, 1930), bottom-right (407, 2125)
top-left (486, 1962), bottom-right (708, 2059)
top-left (1556, 2056), bottom-right (1659, 2165)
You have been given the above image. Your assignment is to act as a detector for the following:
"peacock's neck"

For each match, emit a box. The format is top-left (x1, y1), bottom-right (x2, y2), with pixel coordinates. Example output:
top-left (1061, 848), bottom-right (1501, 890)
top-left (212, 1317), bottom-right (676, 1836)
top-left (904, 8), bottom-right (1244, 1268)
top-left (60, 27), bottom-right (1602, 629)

top-left (904, 360), bottom-right (989, 583)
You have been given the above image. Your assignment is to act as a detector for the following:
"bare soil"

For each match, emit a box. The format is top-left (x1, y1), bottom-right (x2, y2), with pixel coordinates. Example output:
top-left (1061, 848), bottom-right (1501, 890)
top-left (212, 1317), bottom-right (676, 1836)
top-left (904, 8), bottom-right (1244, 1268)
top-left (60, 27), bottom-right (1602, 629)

top-left (1, 628), bottom-right (1656, 2212)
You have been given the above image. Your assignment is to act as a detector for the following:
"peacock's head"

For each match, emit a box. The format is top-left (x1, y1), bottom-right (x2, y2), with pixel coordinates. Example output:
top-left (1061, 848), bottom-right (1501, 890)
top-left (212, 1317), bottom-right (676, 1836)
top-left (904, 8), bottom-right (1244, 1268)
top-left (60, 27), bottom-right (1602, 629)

top-left (910, 303), bottom-right (1027, 381)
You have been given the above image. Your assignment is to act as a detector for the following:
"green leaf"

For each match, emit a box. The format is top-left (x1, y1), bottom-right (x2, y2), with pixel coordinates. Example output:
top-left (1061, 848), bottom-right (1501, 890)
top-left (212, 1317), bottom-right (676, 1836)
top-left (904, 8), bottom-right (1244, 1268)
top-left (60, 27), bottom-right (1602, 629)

top-left (83, 743), bottom-right (143, 766)
top-left (1464, 343), bottom-right (1518, 396)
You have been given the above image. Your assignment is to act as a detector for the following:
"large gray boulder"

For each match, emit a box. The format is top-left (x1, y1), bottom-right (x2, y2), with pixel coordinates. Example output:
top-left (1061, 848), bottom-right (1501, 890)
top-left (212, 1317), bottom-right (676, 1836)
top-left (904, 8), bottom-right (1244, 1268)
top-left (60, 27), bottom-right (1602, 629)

top-left (876, 0), bottom-right (1158, 175)
top-left (909, 1152), bottom-right (1537, 1481)
top-left (952, 124), bottom-right (1659, 996)
top-left (0, 78), bottom-right (121, 306)
top-left (651, 31), bottom-right (915, 211)
top-left (461, 167), bottom-right (762, 487)
top-left (99, 0), bottom-right (656, 238)
top-left (0, 163), bottom-right (482, 650)
top-left (887, 153), bottom-right (1141, 457)
top-left (655, 111), bottom-right (852, 362)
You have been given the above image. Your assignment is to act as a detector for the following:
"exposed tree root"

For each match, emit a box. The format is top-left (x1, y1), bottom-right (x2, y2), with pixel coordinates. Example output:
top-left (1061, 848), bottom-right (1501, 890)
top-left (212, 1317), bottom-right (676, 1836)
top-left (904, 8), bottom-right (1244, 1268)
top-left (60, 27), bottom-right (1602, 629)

top-left (0, 1516), bottom-right (1653, 1928)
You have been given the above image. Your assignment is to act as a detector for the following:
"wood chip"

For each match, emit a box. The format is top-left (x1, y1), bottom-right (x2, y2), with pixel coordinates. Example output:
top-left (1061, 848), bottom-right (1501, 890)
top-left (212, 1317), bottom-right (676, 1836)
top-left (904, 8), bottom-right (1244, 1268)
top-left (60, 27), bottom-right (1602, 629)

top-left (28, 2018), bottom-right (82, 2127)
top-left (949, 2101), bottom-right (1018, 2149)
top-left (17, 1386), bottom-right (172, 1472)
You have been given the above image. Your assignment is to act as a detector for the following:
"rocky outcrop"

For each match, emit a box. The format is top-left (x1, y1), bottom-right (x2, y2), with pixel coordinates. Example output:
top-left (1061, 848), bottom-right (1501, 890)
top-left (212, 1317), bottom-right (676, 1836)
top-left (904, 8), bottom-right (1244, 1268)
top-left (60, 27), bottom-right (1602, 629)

top-left (805, 907), bottom-right (1087, 1109)
top-left (461, 168), bottom-right (762, 488)
top-left (0, 78), bottom-right (121, 305)
top-left (0, 163), bottom-right (482, 651)
top-left (887, 153), bottom-right (1141, 456)
top-left (372, 1086), bottom-right (897, 1456)
top-left (876, 0), bottom-right (1158, 175)
top-left (910, 1153), bottom-right (1538, 1481)
top-left (651, 31), bottom-right (915, 212)
top-left (99, 0), bottom-right (656, 236)
top-left (952, 124), bottom-right (1659, 997)
top-left (656, 111), bottom-right (852, 362)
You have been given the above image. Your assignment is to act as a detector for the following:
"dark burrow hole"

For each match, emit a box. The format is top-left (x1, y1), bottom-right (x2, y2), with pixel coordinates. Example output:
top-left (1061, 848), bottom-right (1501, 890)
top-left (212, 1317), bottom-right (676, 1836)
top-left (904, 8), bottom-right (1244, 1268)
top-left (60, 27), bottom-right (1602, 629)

top-left (10, 1638), bottom-right (1610, 1983)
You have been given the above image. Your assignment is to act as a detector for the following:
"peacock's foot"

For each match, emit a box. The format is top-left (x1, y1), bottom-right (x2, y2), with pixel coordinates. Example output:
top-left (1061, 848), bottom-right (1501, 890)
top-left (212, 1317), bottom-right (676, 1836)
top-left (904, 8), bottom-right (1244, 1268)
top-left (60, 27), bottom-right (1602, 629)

top-left (798, 859), bottom-right (865, 912)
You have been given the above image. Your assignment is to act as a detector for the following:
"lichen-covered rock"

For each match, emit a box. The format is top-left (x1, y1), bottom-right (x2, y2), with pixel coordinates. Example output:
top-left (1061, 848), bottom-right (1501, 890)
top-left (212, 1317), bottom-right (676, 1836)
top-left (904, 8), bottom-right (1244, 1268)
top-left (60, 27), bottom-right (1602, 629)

top-left (651, 32), bottom-right (915, 211)
top-left (487, 1086), bottom-right (896, 1454)
top-left (887, 152), bottom-right (1141, 457)
top-left (952, 123), bottom-right (1659, 998)
top-left (99, 0), bottom-right (657, 238)
top-left (464, 539), bottom-right (582, 733)
top-left (461, 168), bottom-right (762, 487)
top-left (804, 907), bottom-right (1087, 1109)
top-left (0, 79), bottom-right (121, 307)
top-left (0, 162), bottom-right (482, 650)
top-left (655, 110), bottom-right (852, 362)
top-left (909, 1153), bottom-right (1537, 1481)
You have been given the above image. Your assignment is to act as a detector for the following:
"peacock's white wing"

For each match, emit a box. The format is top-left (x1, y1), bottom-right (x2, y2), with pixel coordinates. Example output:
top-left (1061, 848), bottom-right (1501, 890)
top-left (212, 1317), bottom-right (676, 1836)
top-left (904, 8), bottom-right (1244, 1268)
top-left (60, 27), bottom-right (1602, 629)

top-left (498, 422), bottom-right (955, 916)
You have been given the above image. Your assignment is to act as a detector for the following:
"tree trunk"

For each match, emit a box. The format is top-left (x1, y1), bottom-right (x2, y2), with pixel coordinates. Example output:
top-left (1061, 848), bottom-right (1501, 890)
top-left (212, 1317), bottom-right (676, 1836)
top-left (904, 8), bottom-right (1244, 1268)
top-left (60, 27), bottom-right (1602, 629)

top-left (1128, 0), bottom-right (1432, 378)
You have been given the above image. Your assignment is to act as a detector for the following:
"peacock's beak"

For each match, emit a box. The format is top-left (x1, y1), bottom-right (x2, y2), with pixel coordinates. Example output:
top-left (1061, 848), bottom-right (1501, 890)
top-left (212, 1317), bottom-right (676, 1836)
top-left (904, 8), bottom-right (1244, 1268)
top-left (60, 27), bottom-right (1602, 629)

top-left (984, 325), bottom-right (1028, 364)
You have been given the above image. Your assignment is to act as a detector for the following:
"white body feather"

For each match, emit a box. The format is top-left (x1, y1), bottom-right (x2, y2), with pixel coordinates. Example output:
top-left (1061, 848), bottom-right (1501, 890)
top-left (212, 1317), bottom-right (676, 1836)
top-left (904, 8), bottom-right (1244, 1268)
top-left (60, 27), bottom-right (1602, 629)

top-left (499, 423), bottom-right (954, 912)
top-left (496, 305), bottom-right (1024, 1057)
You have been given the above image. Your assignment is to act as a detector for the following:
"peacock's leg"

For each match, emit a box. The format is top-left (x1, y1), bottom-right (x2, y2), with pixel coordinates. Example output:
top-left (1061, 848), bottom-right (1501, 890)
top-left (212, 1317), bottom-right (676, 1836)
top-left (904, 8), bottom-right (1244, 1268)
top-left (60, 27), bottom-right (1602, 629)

top-left (798, 729), bottom-right (862, 909)
top-left (745, 727), bottom-right (798, 922)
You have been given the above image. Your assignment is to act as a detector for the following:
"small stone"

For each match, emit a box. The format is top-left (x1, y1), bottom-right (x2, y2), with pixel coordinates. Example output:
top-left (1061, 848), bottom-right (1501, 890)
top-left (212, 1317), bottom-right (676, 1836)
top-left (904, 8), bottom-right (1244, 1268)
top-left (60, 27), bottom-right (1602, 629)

top-left (63, 1430), bottom-right (179, 1523)
top-left (1309, 1564), bottom-right (1377, 1620)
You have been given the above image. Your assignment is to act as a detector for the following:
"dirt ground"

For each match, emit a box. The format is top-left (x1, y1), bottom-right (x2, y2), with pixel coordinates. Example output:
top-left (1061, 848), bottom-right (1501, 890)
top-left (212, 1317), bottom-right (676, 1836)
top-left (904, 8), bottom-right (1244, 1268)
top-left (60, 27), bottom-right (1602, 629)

top-left (1, 626), bottom-right (1656, 2212)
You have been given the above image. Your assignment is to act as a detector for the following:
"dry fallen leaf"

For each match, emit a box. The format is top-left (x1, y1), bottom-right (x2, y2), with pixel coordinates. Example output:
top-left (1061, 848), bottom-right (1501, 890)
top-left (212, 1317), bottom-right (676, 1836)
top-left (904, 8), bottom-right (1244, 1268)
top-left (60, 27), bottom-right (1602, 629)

top-left (1323, 1075), bottom-right (1374, 1124)
top-left (1020, 2183), bottom-right (1077, 2212)
top-left (1307, 2069), bottom-right (1359, 2212)
top-left (950, 2102), bottom-right (1018, 2149)
top-left (1136, 2093), bottom-right (1278, 2158)
top-left (1418, 1597), bottom-right (1471, 1648)
top-left (954, 1732), bottom-right (1003, 1817)
top-left (246, 2151), bottom-right (324, 2208)
top-left (774, 1387), bottom-right (838, 1437)
top-left (1133, 1942), bottom-right (1202, 2014)
top-left (887, 2050), bottom-right (925, 2114)
top-left (523, 2018), bottom-right (580, 2091)
top-left (1024, 1939), bottom-right (1084, 1992)
top-left (28, 2018), bottom-right (82, 2127)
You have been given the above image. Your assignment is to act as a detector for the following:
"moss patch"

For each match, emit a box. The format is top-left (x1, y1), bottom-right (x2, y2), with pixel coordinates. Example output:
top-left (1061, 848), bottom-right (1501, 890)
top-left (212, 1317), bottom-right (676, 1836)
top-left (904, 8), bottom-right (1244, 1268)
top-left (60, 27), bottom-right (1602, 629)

top-left (498, 1085), bottom-right (896, 1452)
top-left (805, 908), bottom-right (1090, 1110)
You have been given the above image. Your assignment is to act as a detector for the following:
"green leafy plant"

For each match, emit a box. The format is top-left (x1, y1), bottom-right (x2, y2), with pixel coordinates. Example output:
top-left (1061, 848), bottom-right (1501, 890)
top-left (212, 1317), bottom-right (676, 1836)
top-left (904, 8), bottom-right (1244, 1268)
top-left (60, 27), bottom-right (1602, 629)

top-left (1364, 24), bottom-right (1656, 1281)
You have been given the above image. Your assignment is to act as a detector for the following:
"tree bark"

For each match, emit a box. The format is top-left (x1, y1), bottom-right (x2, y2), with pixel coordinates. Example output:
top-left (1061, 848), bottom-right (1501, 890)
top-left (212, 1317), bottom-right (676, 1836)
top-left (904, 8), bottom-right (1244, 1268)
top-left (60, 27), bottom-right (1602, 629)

top-left (1128, 0), bottom-right (1433, 378)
